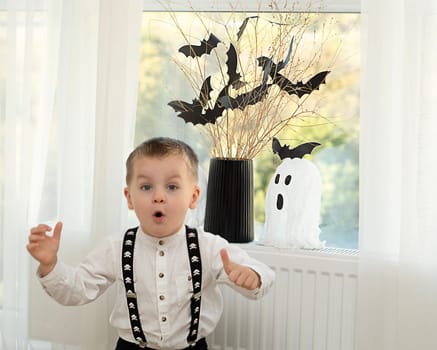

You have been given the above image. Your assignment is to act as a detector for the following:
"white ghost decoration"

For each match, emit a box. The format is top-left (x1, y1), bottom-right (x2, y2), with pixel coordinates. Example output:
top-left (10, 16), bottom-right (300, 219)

top-left (261, 157), bottom-right (325, 249)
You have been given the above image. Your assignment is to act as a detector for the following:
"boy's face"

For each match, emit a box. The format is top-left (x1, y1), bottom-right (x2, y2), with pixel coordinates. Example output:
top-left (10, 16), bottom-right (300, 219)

top-left (124, 154), bottom-right (200, 238)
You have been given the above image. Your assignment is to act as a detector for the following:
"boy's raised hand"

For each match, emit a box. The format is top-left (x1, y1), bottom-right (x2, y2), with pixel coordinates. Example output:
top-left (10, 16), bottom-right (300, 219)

top-left (220, 248), bottom-right (260, 290)
top-left (27, 221), bottom-right (63, 276)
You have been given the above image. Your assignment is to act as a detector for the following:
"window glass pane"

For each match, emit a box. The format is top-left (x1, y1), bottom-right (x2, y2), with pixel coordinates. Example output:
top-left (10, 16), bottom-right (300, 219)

top-left (137, 11), bottom-right (359, 248)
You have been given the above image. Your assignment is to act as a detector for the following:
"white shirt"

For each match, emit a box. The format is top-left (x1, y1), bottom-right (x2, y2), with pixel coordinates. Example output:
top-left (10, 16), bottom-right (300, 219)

top-left (39, 225), bottom-right (275, 349)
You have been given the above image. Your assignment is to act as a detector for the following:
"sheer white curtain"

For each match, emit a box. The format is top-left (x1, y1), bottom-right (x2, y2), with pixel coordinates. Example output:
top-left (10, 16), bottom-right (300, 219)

top-left (0, 0), bottom-right (142, 348)
top-left (358, 0), bottom-right (437, 349)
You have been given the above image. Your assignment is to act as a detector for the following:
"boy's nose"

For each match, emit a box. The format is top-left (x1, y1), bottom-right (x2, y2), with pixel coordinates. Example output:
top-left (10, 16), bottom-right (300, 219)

top-left (153, 190), bottom-right (165, 203)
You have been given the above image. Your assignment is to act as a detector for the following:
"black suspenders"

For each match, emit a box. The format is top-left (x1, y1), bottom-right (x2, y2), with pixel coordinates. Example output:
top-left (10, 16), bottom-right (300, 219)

top-left (185, 226), bottom-right (202, 344)
top-left (121, 226), bottom-right (202, 348)
top-left (121, 228), bottom-right (146, 347)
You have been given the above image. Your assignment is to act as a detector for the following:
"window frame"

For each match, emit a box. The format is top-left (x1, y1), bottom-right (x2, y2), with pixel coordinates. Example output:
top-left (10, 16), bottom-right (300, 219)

top-left (141, 0), bottom-right (360, 13)
top-left (0, 0), bottom-right (360, 13)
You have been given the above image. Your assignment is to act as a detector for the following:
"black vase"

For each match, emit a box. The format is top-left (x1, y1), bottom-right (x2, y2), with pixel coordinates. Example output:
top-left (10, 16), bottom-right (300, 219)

top-left (204, 158), bottom-right (254, 243)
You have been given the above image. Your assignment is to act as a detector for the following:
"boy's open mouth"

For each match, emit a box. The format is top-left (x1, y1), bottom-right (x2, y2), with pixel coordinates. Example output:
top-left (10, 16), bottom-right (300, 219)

top-left (153, 211), bottom-right (164, 218)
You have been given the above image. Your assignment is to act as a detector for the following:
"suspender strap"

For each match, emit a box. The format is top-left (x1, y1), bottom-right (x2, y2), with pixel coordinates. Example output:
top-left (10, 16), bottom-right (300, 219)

top-left (121, 226), bottom-right (202, 348)
top-left (185, 226), bottom-right (202, 344)
top-left (122, 227), bottom-right (147, 348)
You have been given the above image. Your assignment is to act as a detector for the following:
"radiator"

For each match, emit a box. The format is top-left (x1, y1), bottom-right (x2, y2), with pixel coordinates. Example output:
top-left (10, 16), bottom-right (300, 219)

top-left (207, 245), bottom-right (358, 350)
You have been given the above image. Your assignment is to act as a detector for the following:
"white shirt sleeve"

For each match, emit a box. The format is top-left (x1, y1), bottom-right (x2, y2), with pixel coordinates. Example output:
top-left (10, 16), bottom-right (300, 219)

top-left (38, 238), bottom-right (117, 306)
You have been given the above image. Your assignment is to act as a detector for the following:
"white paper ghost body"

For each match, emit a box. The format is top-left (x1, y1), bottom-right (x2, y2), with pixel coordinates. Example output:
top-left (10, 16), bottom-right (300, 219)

top-left (262, 158), bottom-right (324, 249)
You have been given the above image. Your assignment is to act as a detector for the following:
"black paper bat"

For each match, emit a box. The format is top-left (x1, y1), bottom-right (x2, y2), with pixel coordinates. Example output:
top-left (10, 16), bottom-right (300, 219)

top-left (272, 137), bottom-right (320, 160)
top-left (236, 16), bottom-right (259, 40)
top-left (168, 76), bottom-right (225, 125)
top-left (217, 52), bottom-right (272, 111)
top-left (226, 44), bottom-right (245, 89)
top-left (278, 37), bottom-right (294, 71)
top-left (178, 33), bottom-right (221, 58)
top-left (218, 83), bottom-right (271, 110)
top-left (168, 98), bottom-right (225, 125)
top-left (274, 70), bottom-right (330, 98)
top-left (198, 76), bottom-right (214, 106)
top-left (258, 37), bottom-right (293, 74)
top-left (236, 16), bottom-right (287, 41)
top-left (258, 53), bottom-right (330, 98)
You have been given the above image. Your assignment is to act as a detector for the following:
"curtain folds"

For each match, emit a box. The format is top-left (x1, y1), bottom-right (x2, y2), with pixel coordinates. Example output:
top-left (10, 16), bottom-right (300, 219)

top-left (358, 0), bottom-right (437, 349)
top-left (0, 0), bottom-right (142, 348)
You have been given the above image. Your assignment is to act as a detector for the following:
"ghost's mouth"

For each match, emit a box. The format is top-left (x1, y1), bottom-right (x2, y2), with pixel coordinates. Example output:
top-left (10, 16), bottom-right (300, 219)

top-left (276, 194), bottom-right (284, 210)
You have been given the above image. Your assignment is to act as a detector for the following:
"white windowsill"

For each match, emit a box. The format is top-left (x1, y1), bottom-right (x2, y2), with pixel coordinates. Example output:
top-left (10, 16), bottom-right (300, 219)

top-left (234, 240), bottom-right (359, 262)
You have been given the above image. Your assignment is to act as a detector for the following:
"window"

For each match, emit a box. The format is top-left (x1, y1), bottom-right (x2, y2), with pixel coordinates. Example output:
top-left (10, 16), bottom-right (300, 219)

top-left (136, 6), bottom-right (359, 248)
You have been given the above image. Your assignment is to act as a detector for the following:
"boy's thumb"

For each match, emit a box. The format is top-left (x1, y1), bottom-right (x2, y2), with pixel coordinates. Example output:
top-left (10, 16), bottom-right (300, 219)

top-left (53, 221), bottom-right (63, 241)
top-left (220, 248), bottom-right (231, 271)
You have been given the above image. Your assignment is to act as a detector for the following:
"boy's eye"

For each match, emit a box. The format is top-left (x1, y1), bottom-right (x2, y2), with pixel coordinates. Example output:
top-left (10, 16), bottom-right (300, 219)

top-left (141, 184), bottom-right (152, 191)
top-left (167, 184), bottom-right (178, 191)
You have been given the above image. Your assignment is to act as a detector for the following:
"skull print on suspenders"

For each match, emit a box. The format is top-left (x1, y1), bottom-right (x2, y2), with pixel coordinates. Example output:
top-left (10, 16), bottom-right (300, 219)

top-left (121, 226), bottom-right (202, 348)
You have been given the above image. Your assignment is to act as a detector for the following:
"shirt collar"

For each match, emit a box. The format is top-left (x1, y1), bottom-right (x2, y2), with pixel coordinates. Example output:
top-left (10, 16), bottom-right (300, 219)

top-left (137, 225), bottom-right (185, 247)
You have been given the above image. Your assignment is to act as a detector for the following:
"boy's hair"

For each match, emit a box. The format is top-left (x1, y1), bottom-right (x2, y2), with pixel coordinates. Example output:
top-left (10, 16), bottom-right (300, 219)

top-left (125, 137), bottom-right (199, 184)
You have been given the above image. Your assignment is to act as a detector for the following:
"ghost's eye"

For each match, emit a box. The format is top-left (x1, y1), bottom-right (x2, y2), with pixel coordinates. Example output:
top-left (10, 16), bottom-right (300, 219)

top-left (275, 174), bottom-right (280, 184)
top-left (285, 175), bottom-right (292, 185)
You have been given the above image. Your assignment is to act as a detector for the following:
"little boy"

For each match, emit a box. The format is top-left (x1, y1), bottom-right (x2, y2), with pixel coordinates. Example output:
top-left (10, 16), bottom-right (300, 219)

top-left (27, 137), bottom-right (275, 350)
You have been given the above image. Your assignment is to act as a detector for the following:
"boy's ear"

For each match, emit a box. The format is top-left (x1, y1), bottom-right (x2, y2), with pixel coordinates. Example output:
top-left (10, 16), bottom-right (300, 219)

top-left (124, 187), bottom-right (134, 210)
top-left (189, 186), bottom-right (201, 209)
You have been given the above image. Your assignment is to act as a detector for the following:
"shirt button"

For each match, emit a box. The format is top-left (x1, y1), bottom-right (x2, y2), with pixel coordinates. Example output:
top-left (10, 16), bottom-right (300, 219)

top-left (159, 295), bottom-right (165, 301)
top-left (158, 272), bottom-right (164, 278)
top-left (161, 316), bottom-right (167, 322)
top-left (159, 251), bottom-right (164, 257)
top-left (158, 240), bottom-right (164, 245)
